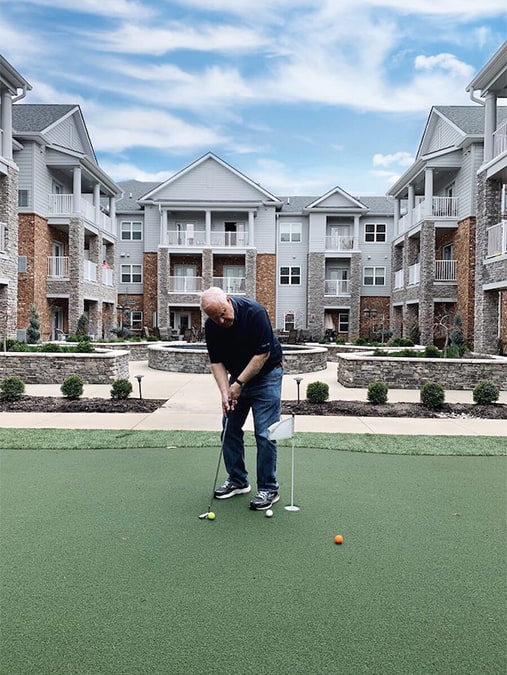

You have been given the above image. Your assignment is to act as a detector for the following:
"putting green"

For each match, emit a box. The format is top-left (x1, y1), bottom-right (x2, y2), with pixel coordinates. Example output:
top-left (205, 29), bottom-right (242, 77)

top-left (1, 446), bottom-right (505, 675)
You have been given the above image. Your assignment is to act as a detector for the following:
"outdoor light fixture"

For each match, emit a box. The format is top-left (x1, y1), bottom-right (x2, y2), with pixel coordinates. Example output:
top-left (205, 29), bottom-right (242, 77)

top-left (293, 376), bottom-right (303, 403)
top-left (135, 374), bottom-right (144, 399)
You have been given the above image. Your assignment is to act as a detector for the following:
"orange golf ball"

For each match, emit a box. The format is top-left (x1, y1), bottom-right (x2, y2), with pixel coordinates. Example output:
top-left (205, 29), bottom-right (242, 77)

top-left (334, 534), bottom-right (344, 545)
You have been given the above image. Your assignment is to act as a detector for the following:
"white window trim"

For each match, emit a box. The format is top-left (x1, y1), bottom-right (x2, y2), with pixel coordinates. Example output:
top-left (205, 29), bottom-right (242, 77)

top-left (363, 265), bottom-right (386, 286)
top-left (364, 222), bottom-right (387, 243)
top-left (279, 266), bottom-right (301, 285)
top-left (121, 220), bottom-right (143, 241)
top-left (280, 222), bottom-right (302, 243)
top-left (121, 264), bottom-right (143, 284)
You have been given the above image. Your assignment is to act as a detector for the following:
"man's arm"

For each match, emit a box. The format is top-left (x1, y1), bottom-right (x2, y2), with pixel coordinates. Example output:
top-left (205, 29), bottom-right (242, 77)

top-left (229, 352), bottom-right (270, 402)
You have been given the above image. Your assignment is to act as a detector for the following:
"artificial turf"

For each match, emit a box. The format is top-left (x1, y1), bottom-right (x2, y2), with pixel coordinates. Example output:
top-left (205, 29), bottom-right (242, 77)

top-left (1, 445), bottom-right (505, 674)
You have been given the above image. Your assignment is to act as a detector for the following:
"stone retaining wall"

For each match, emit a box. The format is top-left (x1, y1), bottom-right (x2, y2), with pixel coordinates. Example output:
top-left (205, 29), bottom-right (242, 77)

top-left (97, 341), bottom-right (167, 361)
top-left (0, 350), bottom-right (130, 384)
top-left (336, 353), bottom-right (507, 389)
top-left (148, 343), bottom-right (327, 374)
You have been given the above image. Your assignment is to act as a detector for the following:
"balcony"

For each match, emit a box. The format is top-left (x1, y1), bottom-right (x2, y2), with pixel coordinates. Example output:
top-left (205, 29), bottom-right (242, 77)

top-left (47, 256), bottom-right (69, 278)
top-left (399, 196), bottom-right (458, 234)
top-left (168, 276), bottom-right (203, 293)
top-left (166, 230), bottom-right (206, 247)
top-left (212, 276), bottom-right (246, 294)
top-left (493, 121), bottom-right (507, 159)
top-left (408, 262), bottom-right (420, 285)
top-left (487, 220), bottom-right (507, 258)
top-left (324, 279), bottom-right (350, 296)
top-left (394, 269), bottom-right (404, 289)
top-left (48, 194), bottom-right (114, 233)
top-left (210, 231), bottom-right (249, 247)
top-left (102, 266), bottom-right (114, 287)
top-left (84, 259), bottom-right (97, 282)
top-left (435, 259), bottom-right (457, 281)
top-left (325, 235), bottom-right (354, 251)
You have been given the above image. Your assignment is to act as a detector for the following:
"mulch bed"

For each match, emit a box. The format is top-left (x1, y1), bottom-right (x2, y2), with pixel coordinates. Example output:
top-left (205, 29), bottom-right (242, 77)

top-left (0, 396), bottom-right (505, 419)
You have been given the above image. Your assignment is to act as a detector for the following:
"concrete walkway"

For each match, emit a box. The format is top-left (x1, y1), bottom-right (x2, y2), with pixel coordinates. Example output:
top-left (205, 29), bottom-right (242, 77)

top-left (0, 362), bottom-right (505, 436)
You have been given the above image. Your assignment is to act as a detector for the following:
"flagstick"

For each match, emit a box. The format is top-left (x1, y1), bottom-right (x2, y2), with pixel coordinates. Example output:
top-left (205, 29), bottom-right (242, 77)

top-left (285, 414), bottom-right (299, 512)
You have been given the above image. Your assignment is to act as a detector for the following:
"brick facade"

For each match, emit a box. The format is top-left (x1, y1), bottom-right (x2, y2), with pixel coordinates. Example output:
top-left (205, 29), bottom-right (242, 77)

top-left (143, 251), bottom-right (158, 330)
top-left (255, 254), bottom-right (276, 324)
top-left (454, 217), bottom-right (476, 347)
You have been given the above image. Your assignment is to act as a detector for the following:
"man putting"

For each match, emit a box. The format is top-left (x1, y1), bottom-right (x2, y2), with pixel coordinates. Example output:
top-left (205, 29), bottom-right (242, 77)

top-left (200, 287), bottom-right (283, 511)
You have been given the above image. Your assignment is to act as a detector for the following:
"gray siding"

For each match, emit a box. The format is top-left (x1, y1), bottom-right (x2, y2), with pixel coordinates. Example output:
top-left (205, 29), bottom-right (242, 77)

top-left (143, 206), bottom-right (160, 251)
top-left (426, 117), bottom-right (462, 153)
top-left (45, 116), bottom-right (86, 154)
top-left (151, 157), bottom-right (271, 202)
top-left (276, 215), bottom-right (308, 327)
top-left (308, 213), bottom-right (327, 252)
top-left (360, 216), bottom-right (394, 296)
top-left (253, 205), bottom-right (276, 253)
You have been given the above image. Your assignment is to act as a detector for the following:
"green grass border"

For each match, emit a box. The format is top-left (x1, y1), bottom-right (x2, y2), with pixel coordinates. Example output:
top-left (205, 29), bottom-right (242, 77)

top-left (0, 428), bottom-right (504, 455)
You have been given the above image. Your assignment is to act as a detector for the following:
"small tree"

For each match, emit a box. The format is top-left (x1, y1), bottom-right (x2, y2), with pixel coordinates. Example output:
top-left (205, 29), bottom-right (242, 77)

top-left (367, 381), bottom-right (388, 405)
top-left (306, 381), bottom-right (329, 404)
top-left (76, 313), bottom-right (89, 338)
top-left (0, 376), bottom-right (25, 401)
top-left (26, 305), bottom-right (41, 344)
top-left (61, 375), bottom-right (84, 400)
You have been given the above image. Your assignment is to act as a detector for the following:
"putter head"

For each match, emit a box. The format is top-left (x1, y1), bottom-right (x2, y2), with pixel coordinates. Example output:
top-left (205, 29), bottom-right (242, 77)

top-left (198, 512), bottom-right (209, 520)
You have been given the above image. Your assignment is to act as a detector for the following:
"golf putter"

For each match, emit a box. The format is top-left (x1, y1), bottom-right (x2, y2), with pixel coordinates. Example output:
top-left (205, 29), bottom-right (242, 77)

top-left (198, 414), bottom-right (229, 519)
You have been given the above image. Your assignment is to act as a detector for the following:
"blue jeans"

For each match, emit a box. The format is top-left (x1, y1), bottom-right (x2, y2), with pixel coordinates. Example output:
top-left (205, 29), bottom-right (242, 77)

top-left (222, 367), bottom-right (283, 491)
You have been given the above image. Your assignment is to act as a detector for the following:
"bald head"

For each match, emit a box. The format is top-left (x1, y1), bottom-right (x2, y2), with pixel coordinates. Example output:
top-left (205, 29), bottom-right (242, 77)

top-left (201, 287), bottom-right (235, 328)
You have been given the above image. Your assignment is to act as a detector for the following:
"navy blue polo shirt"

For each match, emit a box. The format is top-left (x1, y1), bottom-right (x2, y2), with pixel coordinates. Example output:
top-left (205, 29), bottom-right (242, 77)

top-left (204, 296), bottom-right (282, 381)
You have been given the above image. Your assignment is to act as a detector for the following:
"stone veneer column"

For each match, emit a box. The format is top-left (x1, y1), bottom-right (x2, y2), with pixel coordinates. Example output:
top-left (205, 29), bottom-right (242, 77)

top-left (157, 247), bottom-right (170, 333)
top-left (245, 249), bottom-right (257, 299)
top-left (307, 252), bottom-right (325, 338)
top-left (348, 252), bottom-right (362, 340)
top-left (474, 172), bottom-right (502, 352)
top-left (0, 166), bottom-right (19, 337)
top-left (68, 217), bottom-right (85, 334)
top-left (455, 217), bottom-right (476, 347)
top-left (418, 222), bottom-right (435, 345)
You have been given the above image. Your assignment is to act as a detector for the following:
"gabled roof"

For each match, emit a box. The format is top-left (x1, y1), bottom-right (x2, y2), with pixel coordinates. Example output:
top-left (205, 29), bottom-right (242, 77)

top-left (12, 104), bottom-right (77, 133)
top-left (139, 152), bottom-right (281, 203)
top-left (306, 186), bottom-right (367, 210)
top-left (116, 180), bottom-right (162, 211)
top-left (466, 41), bottom-right (507, 97)
top-left (279, 194), bottom-right (393, 215)
top-left (0, 55), bottom-right (32, 94)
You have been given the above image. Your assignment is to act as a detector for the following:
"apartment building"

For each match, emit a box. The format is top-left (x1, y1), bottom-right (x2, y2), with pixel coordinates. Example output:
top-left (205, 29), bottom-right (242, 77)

top-left (12, 104), bottom-right (121, 340)
top-left (467, 42), bottom-right (507, 353)
top-left (388, 41), bottom-right (507, 352)
top-left (115, 153), bottom-right (394, 340)
top-left (0, 57), bottom-right (31, 339)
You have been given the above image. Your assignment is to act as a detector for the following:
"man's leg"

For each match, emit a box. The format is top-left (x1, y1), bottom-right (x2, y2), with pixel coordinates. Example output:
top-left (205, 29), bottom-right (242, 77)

top-left (220, 395), bottom-right (251, 487)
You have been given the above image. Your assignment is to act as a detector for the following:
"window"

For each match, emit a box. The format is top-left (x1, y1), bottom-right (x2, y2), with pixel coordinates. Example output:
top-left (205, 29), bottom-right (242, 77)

top-left (364, 223), bottom-right (386, 242)
top-left (280, 266), bottom-right (301, 285)
top-left (18, 256), bottom-right (27, 273)
top-left (363, 266), bottom-right (385, 286)
top-left (280, 223), bottom-right (302, 243)
top-left (128, 311), bottom-right (143, 330)
top-left (18, 190), bottom-right (29, 207)
top-left (284, 313), bottom-right (295, 331)
top-left (121, 264), bottom-right (142, 283)
top-left (338, 313), bottom-right (349, 333)
top-left (121, 221), bottom-right (143, 240)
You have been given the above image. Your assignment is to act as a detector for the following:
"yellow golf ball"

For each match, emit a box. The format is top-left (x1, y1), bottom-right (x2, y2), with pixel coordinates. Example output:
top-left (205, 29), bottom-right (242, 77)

top-left (207, 512), bottom-right (216, 520)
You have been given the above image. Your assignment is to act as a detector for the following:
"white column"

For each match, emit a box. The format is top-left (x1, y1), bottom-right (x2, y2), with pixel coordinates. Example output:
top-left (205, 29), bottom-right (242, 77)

top-left (109, 196), bottom-right (116, 222)
top-left (72, 166), bottom-right (82, 213)
top-left (408, 184), bottom-right (415, 228)
top-left (424, 168), bottom-right (433, 217)
top-left (394, 198), bottom-right (400, 235)
top-left (1, 90), bottom-right (13, 160)
top-left (353, 216), bottom-right (360, 249)
top-left (248, 211), bottom-right (255, 246)
top-left (205, 210), bottom-right (211, 245)
top-left (93, 183), bottom-right (100, 224)
top-left (484, 92), bottom-right (497, 163)
top-left (160, 209), bottom-right (168, 244)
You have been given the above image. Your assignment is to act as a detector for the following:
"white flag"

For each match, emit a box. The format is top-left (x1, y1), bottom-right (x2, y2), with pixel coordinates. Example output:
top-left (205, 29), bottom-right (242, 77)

top-left (268, 416), bottom-right (294, 440)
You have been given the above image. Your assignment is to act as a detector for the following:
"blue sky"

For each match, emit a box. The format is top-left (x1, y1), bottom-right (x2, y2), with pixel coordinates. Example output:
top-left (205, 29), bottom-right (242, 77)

top-left (1, 0), bottom-right (506, 196)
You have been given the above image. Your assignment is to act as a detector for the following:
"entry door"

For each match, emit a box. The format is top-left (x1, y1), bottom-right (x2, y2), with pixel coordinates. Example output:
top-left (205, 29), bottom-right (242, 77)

top-left (171, 311), bottom-right (191, 334)
top-left (51, 306), bottom-right (64, 340)
top-left (174, 264), bottom-right (197, 292)
top-left (223, 265), bottom-right (245, 293)
top-left (52, 241), bottom-right (65, 277)
top-left (328, 267), bottom-right (348, 294)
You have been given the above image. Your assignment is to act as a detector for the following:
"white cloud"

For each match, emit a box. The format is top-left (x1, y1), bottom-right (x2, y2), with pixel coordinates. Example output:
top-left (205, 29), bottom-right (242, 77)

top-left (0, 0), bottom-right (153, 19)
top-left (414, 53), bottom-right (475, 78)
top-left (98, 161), bottom-right (172, 183)
top-left (373, 152), bottom-right (414, 167)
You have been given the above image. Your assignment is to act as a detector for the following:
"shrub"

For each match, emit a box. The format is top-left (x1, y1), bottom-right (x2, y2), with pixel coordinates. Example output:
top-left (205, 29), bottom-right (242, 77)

top-left (110, 327), bottom-right (131, 339)
top-left (424, 345), bottom-right (441, 358)
top-left (367, 381), bottom-right (388, 405)
top-left (7, 341), bottom-right (29, 352)
top-left (389, 337), bottom-right (414, 347)
top-left (73, 339), bottom-right (94, 353)
top-left (110, 379), bottom-right (133, 400)
top-left (473, 380), bottom-right (500, 405)
top-left (76, 313), bottom-right (89, 338)
top-left (0, 376), bottom-right (25, 401)
top-left (61, 375), bottom-right (84, 400)
top-left (38, 342), bottom-right (63, 352)
top-left (306, 381), bottom-right (329, 404)
top-left (26, 305), bottom-right (41, 344)
top-left (420, 381), bottom-right (445, 410)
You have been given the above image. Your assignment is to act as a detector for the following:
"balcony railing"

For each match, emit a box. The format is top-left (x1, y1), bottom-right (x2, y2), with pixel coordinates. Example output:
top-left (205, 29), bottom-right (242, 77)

top-left (102, 266), bottom-right (114, 287)
top-left (435, 259), bottom-right (457, 281)
top-left (398, 196), bottom-right (458, 234)
top-left (168, 276), bottom-right (203, 293)
top-left (47, 256), bottom-right (69, 278)
top-left (0, 222), bottom-right (6, 253)
top-left (493, 120), bottom-right (507, 159)
top-left (47, 194), bottom-right (113, 233)
top-left (487, 220), bottom-right (507, 257)
top-left (324, 279), bottom-right (350, 296)
top-left (408, 262), bottom-right (420, 285)
top-left (166, 230), bottom-right (206, 247)
top-left (394, 269), bottom-right (404, 289)
top-left (212, 276), bottom-right (246, 293)
top-left (83, 259), bottom-right (97, 282)
top-left (210, 231), bottom-right (248, 247)
top-left (325, 235), bottom-right (354, 251)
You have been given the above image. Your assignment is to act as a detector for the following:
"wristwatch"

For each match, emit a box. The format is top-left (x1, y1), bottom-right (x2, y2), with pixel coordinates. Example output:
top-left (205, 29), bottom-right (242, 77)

top-left (235, 379), bottom-right (244, 387)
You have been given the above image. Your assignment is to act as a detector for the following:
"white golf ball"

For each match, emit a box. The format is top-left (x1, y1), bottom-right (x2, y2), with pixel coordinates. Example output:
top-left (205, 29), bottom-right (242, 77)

top-left (265, 509), bottom-right (273, 518)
